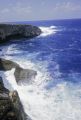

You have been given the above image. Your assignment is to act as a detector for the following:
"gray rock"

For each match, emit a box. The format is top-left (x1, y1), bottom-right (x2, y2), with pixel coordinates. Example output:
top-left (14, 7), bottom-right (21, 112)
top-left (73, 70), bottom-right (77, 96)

top-left (0, 58), bottom-right (37, 84)
top-left (0, 77), bottom-right (31, 120)
top-left (14, 67), bottom-right (37, 84)
top-left (9, 91), bottom-right (31, 120)
top-left (0, 24), bottom-right (41, 43)
top-left (0, 58), bottom-right (19, 71)
top-left (0, 77), bottom-right (8, 94)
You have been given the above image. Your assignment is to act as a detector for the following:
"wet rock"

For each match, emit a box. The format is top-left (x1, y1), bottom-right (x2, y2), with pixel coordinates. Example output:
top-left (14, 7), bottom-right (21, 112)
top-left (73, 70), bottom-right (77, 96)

top-left (14, 67), bottom-right (37, 84)
top-left (0, 24), bottom-right (41, 44)
top-left (0, 58), bottom-right (37, 84)
top-left (0, 58), bottom-right (19, 71)
top-left (0, 77), bottom-right (31, 120)
top-left (9, 91), bottom-right (31, 120)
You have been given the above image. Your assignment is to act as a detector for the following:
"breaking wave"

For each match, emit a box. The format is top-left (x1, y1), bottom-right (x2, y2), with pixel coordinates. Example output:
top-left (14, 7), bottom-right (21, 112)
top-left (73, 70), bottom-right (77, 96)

top-left (1, 20), bottom-right (81, 120)
top-left (1, 58), bottom-right (81, 120)
top-left (39, 26), bottom-right (57, 37)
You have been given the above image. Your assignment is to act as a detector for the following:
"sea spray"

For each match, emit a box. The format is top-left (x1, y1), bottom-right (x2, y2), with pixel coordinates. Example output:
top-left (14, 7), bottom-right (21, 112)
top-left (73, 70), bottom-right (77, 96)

top-left (1, 61), bottom-right (81, 120)
top-left (1, 20), bottom-right (81, 120)
top-left (39, 26), bottom-right (57, 37)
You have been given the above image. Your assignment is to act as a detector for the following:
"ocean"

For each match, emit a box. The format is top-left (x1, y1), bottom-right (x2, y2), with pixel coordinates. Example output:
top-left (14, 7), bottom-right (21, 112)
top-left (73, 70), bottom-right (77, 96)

top-left (0, 19), bottom-right (81, 120)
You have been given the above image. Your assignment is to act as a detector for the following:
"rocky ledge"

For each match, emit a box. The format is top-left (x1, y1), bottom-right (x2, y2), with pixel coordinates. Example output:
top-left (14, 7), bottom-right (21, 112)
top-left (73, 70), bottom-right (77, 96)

top-left (0, 24), bottom-right (41, 43)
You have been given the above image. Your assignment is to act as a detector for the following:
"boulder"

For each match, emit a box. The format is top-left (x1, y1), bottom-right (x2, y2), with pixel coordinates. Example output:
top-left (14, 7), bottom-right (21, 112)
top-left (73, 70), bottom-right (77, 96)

top-left (0, 24), bottom-right (41, 43)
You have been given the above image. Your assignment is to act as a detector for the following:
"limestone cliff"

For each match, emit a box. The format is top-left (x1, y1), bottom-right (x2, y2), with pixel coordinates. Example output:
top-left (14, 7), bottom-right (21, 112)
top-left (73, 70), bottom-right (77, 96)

top-left (0, 24), bottom-right (41, 43)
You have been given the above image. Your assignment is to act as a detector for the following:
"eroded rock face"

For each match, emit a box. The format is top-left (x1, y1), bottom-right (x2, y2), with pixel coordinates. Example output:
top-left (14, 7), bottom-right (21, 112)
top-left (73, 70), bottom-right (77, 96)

top-left (9, 91), bottom-right (31, 120)
top-left (0, 77), bottom-right (31, 120)
top-left (0, 58), bottom-right (37, 84)
top-left (14, 67), bottom-right (37, 84)
top-left (0, 58), bottom-right (19, 71)
top-left (0, 58), bottom-right (33, 120)
top-left (0, 24), bottom-right (41, 43)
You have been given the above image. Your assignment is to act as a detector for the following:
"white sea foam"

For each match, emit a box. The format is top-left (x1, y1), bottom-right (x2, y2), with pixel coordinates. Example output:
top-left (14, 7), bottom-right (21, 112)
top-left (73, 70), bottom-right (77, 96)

top-left (0, 44), bottom-right (22, 58)
top-left (1, 29), bottom-right (81, 120)
top-left (1, 60), bottom-right (81, 120)
top-left (39, 26), bottom-right (57, 37)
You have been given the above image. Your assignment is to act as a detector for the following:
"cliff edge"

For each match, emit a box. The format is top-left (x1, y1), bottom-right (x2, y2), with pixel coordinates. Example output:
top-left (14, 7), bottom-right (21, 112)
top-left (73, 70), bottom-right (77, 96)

top-left (0, 24), bottom-right (41, 43)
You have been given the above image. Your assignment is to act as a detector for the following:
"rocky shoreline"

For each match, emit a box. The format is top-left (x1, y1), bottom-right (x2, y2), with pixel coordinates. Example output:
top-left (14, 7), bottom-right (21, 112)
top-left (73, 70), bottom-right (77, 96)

top-left (0, 76), bottom-right (31, 120)
top-left (0, 24), bottom-right (41, 44)
top-left (0, 58), bottom-right (37, 84)
top-left (0, 58), bottom-right (33, 120)
top-left (0, 23), bottom-right (41, 120)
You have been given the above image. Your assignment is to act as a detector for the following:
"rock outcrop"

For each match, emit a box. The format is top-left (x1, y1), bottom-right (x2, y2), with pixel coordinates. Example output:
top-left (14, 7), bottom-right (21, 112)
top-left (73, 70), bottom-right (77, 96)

top-left (0, 58), bottom-right (19, 71)
top-left (0, 77), bottom-right (31, 120)
top-left (0, 24), bottom-right (41, 43)
top-left (0, 58), bottom-right (37, 84)
top-left (14, 67), bottom-right (37, 84)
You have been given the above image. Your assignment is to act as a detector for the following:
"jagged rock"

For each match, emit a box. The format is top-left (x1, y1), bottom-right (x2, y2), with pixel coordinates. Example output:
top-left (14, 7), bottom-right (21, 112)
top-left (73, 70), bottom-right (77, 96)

top-left (0, 24), bottom-right (41, 43)
top-left (0, 58), bottom-right (37, 84)
top-left (0, 58), bottom-right (19, 71)
top-left (0, 77), bottom-right (31, 120)
top-left (14, 67), bottom-right (37, 84)
top-left (9, 91), bottom-right (31, 120)
top-left (0, 77), bottom-right (8, 94)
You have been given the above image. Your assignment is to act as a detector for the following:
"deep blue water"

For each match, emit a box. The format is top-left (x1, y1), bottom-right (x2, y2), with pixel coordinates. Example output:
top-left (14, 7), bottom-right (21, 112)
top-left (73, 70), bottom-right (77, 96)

top-left (1, 19), bottom-right (81, 120)
top-left (1, 19), bottom-right (81, 85)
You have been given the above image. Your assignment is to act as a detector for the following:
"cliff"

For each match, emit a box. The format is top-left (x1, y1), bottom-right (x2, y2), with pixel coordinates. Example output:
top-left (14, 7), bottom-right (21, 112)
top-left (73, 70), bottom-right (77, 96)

top-left (0, 23), bottom-right (40, 119)
top-left (0, 24), bottom-right (41, 43)
top-left (0, 77), bottom-right (31, 120)
top-left (0, 58), bottom-right (34, 120)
